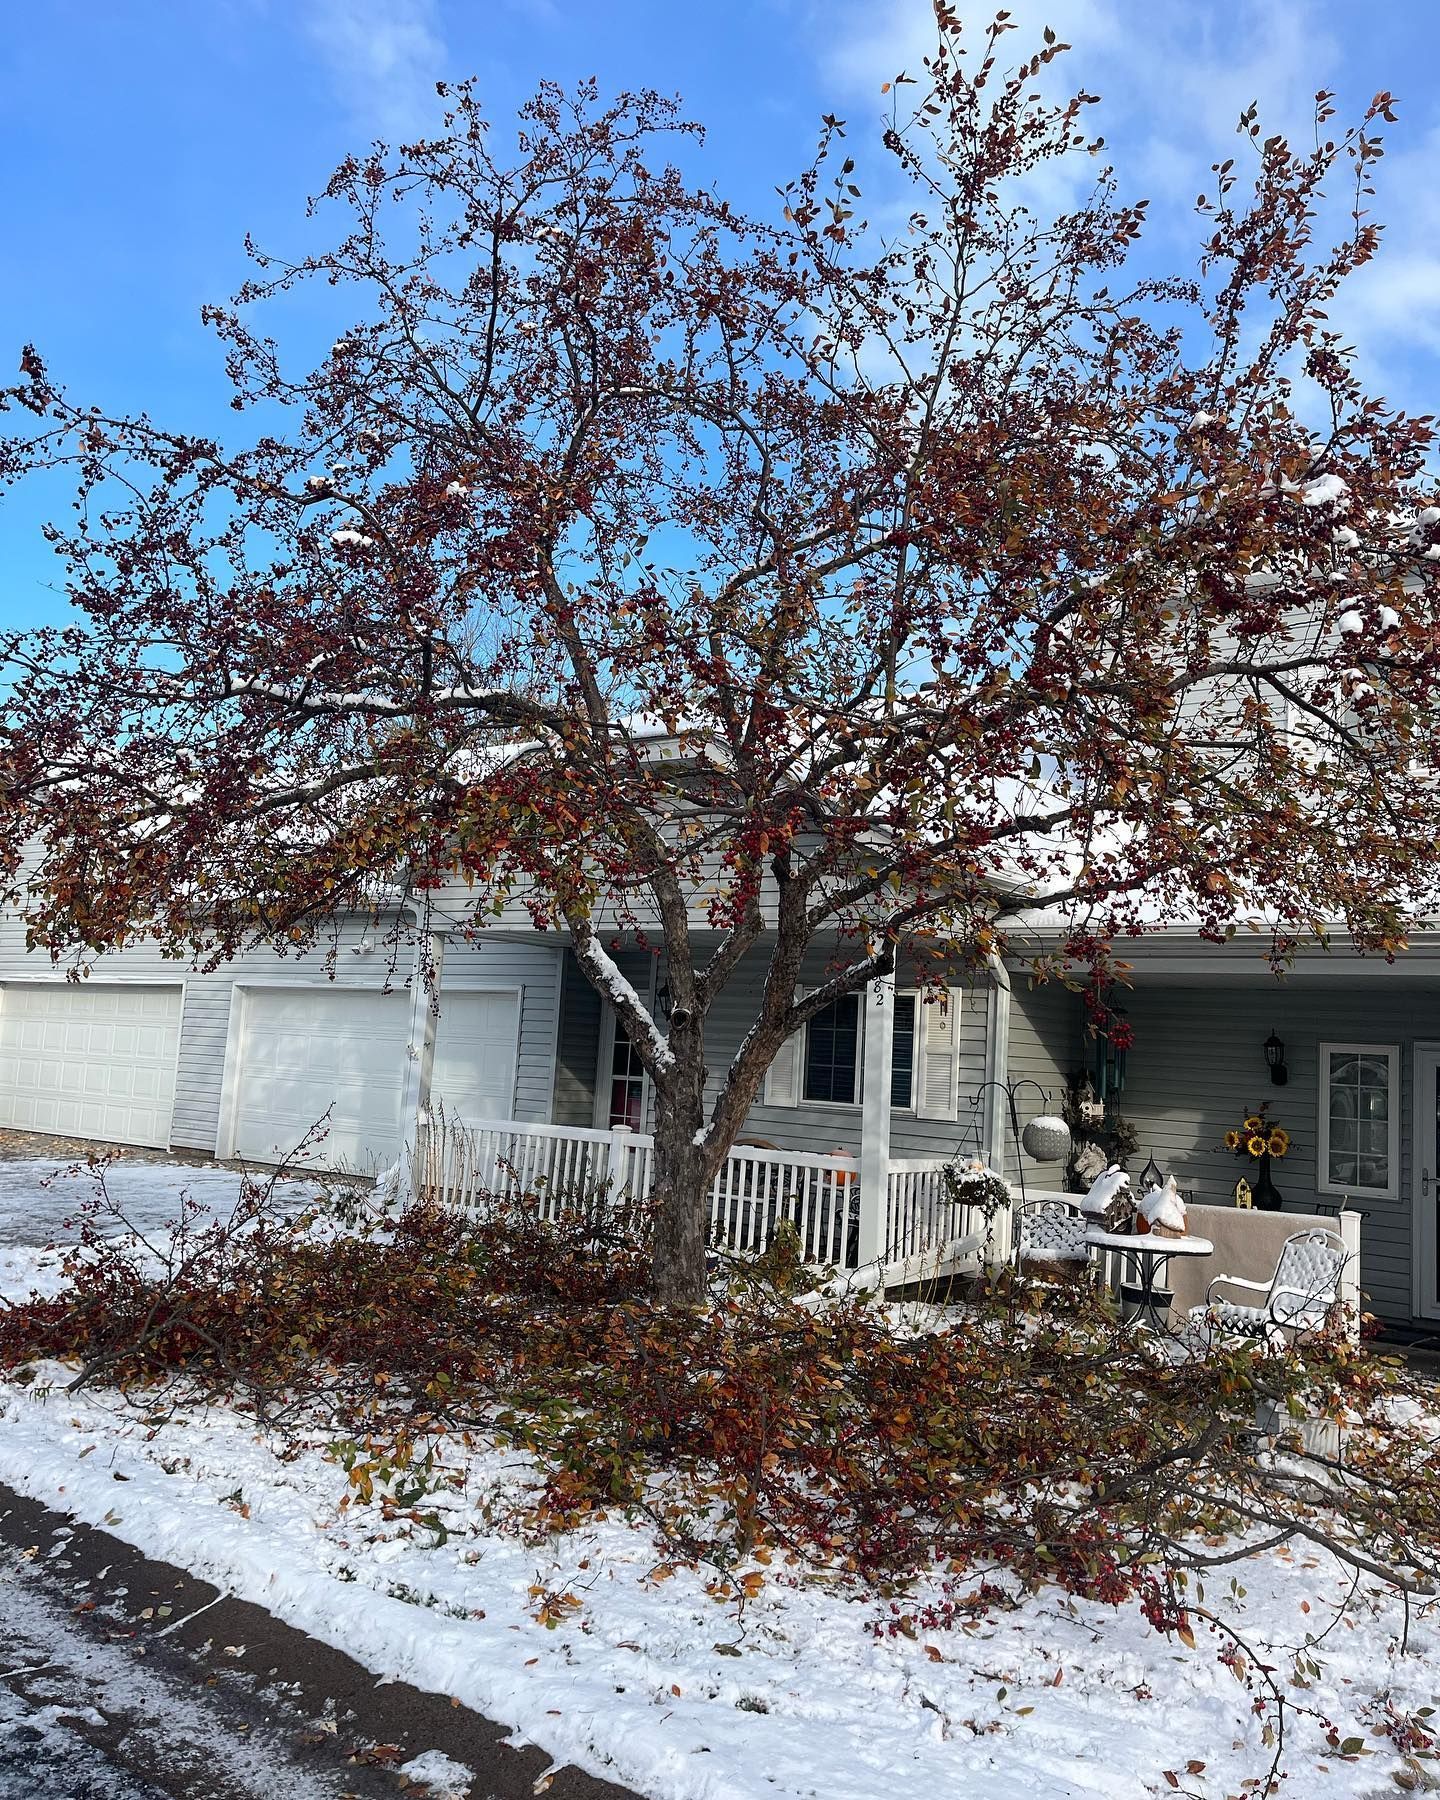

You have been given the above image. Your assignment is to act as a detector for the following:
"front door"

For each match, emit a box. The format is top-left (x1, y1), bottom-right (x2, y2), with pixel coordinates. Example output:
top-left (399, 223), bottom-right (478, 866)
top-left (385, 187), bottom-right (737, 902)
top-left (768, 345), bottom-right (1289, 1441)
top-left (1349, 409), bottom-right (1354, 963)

top-left (1414, 1044), bottom-right (1440, 1320)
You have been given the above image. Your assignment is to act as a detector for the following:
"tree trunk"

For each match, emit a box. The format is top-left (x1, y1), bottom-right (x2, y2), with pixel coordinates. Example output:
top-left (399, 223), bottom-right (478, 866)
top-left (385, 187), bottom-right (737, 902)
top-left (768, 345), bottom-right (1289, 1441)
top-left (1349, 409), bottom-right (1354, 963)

top-left (649, 1022), bottom-right (711, 1304)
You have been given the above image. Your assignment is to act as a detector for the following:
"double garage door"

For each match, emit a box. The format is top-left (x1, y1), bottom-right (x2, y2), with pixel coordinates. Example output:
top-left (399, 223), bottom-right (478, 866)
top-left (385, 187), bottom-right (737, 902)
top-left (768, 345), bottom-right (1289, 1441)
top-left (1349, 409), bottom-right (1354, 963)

top-left (0, 981), bottom-right (521, 1170)
top-left (230, 987), bottom-right (520, 1173)
top-left (0, 982), bottom-right (182, 1147)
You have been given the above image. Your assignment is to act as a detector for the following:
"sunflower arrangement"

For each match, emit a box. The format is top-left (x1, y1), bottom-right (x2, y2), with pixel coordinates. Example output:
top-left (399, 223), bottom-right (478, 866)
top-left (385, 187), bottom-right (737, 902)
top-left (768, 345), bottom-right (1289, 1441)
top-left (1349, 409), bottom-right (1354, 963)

top-left (1224, 1107), bottom-right (1290, 1160)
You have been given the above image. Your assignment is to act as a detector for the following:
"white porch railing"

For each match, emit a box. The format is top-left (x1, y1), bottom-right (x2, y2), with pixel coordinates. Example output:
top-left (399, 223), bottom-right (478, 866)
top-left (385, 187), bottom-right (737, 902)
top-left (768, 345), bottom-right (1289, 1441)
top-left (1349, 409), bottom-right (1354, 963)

top-left (707, 1143), bottom-right (862, 1266)
top-left (417, 1115), bottom-right (653, 1218)
top-left (886, 1156), bottom-right (1008, 1267)
top-left (416, 1116), bottom-right (992, 1277)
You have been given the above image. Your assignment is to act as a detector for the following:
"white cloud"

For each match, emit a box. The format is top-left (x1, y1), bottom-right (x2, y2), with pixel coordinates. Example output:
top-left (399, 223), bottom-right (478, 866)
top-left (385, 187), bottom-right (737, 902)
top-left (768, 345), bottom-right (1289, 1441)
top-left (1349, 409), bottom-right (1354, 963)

top-left (302, 0), bottom-right (448, 138)
top-left (812, 0), bottom-right (1439, 418)
top-left (819, 0), bottom-right (1336, 210)
top-left (1327, 124), bottom-right (1440, 401)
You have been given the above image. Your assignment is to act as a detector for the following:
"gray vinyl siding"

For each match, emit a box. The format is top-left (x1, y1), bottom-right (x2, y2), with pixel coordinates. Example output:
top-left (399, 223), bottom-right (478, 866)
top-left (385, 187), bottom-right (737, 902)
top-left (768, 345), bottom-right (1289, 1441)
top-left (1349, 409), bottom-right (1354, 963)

top-left (1110, 983), bottom-right (1416, 1325)
top-left (1004, 978), bottom-right (1080, 1188)
top-left (695, 947), bottom-right (992, 1161)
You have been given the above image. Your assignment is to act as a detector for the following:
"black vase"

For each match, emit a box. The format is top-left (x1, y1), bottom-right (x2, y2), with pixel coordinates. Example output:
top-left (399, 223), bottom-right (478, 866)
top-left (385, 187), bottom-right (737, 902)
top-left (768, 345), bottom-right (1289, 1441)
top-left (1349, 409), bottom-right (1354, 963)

top-left (1252, 1152), bottom-right (1282, 1211)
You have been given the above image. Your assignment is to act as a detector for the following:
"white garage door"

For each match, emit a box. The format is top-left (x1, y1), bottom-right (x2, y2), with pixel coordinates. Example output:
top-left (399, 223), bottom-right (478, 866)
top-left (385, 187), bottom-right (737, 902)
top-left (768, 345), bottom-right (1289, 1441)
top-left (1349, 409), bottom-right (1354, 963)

top-left (233, 988), bottom-right (409, 1173)
top-left (0, 982), bottom-right (182, 1148)
top-left (431, 989), bottom-right (520, 1125)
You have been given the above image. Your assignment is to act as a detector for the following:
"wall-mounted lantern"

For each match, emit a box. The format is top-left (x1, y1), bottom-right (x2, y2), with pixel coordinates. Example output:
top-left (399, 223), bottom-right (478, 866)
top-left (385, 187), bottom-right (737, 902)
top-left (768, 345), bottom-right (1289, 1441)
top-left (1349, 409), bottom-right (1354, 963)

top-left (1263, 1029), bottom-right (1288, 1087)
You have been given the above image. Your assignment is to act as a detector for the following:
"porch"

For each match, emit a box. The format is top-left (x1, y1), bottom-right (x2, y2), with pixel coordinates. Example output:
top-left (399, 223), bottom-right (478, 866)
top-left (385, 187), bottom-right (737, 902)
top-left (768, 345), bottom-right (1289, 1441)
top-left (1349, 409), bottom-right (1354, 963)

top-left (1019, 950), bottom-right (1439, 1334)
top-left (415, 1111), bottom-right (1006, 1279)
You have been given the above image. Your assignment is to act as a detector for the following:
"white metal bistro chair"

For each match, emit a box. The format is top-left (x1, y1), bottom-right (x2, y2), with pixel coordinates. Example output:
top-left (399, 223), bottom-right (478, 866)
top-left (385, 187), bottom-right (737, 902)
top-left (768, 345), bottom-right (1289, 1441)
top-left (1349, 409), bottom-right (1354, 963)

top-left (1188, 1228), bottom-right (1349, 1347)
top-left (1014, 1197), bottom-right (1090, 1273)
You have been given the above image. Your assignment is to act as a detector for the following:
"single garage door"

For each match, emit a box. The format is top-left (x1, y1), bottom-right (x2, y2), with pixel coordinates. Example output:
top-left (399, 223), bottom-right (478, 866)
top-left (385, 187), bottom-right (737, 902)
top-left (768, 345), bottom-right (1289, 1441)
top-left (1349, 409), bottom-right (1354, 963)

top-left (232, 988), bottom-right (409, 1173)
top-left (0, 982), bottom-right (182, 1147)
top-left (431, 990), bottom-right (520, 1125)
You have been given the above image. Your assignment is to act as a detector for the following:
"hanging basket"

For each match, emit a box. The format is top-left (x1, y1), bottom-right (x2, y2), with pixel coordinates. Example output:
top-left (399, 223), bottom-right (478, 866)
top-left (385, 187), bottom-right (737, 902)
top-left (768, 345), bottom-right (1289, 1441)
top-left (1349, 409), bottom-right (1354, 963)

top-left (1021, 1114), bottom-right (1073, 1163)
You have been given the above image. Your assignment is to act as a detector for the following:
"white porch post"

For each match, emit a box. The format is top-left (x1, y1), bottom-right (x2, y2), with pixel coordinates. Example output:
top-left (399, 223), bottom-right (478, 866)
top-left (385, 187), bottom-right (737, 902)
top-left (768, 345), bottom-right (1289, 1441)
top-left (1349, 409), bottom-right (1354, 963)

top-left (1338, 1207), bottom-right (1363, 1344)
top-left (401, 929), bottom-right (446, 1185)
top-left (858, 976), bottom-right (894, 1266)
top-left (984, 953), bottom-right (1014, 1269)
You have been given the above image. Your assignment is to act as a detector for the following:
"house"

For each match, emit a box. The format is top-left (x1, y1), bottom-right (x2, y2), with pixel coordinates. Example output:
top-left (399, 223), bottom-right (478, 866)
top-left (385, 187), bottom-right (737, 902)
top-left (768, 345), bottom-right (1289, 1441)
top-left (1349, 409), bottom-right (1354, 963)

top-left (0, 869), bottom-right (1417, 1331)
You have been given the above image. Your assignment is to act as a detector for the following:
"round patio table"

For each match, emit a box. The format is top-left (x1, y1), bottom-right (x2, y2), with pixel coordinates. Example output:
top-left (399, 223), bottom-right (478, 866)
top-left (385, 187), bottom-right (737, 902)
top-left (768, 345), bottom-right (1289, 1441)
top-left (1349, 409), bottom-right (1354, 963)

top-left (1084, 1227), bottom-right (1215, 1334)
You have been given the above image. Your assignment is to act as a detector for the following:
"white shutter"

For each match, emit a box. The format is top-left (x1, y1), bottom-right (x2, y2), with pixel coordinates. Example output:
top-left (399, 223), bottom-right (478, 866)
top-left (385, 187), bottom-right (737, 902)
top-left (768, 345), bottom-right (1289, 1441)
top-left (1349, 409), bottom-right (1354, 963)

top-left (916, 988), bottom-right (961, 1120)
top-left (763, 987), bottom-right (805, 1107)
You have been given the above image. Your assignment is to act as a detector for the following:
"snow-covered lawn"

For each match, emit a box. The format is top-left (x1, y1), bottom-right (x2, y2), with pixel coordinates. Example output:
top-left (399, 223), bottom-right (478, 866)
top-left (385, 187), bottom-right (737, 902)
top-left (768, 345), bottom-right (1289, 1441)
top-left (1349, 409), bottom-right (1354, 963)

top-left (0, 1156), bottom-right (324, 1300)
top-left (1, 1159), bottom-right (1437, 1799)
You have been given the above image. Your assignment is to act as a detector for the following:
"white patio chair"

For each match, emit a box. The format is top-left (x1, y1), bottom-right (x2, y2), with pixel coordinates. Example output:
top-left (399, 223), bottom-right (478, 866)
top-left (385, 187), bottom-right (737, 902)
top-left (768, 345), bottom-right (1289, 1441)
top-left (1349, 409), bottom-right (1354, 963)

top-left (1188, 1228), bottom-right (1348, 1347)
top-left (1015, 1197), bottom-right (1090, 1274)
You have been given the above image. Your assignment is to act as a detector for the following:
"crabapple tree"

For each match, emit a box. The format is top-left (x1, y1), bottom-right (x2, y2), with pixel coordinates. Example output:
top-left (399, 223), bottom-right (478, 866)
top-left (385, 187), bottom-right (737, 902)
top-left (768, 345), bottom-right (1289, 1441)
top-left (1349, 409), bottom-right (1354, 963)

top-left (3, 10), bottom-right (1438, 1299)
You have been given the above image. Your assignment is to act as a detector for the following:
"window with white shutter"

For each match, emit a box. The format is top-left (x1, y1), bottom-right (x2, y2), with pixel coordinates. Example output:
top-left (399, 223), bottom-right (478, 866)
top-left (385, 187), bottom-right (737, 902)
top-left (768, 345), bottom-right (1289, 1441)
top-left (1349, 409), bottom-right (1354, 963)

top-left (891, 993), bottom-right (918, 1110)
top-left (763, 987), bottom-right (806, 1106)
top-left (916, 990), bottom-right (961, 1120)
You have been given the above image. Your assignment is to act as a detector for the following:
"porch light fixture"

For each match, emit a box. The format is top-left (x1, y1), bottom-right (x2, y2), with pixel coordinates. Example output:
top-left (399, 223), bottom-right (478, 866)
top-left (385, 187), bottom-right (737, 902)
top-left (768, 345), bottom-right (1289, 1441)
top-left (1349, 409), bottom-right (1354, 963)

top-left (656, 979), bottom-right (674, 1023)
top-left (1263, 1029), bottom-right (1288, 1086)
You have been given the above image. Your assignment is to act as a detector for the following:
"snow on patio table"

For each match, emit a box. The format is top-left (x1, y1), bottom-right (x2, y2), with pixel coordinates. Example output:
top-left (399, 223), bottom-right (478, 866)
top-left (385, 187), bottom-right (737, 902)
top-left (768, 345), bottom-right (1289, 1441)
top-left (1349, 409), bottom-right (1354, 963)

top-left (0, 1177), bottom-right (1436, 1798)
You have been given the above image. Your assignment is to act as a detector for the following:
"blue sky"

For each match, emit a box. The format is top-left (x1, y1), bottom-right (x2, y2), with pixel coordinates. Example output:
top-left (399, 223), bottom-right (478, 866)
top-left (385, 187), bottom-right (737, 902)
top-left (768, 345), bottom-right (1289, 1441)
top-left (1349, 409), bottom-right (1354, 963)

top-left (2, 0), bottom-right (1438, 629)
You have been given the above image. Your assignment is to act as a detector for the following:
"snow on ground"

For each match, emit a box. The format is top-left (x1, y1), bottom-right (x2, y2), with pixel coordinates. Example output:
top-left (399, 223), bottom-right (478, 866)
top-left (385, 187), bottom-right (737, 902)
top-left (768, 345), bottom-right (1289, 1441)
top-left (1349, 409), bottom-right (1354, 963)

top-left (0, 1158), bottom-right (326, 1250)
top-left (0, 1678), bottom-right (165, 1800)
top-left (0, 1158), bottom-right (328, 1301)
top-left (2, 1160), bottom-right (1438, 1799)
top-left (397, 1749), bottom-right (475, 1797)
